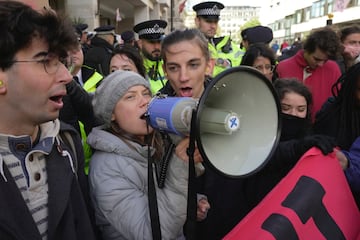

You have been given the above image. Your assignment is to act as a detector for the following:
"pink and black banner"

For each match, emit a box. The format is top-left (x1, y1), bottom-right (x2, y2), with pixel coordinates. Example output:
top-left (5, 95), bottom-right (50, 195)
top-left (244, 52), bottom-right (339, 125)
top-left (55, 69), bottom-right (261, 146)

top-left (225, 148), bottom-right (360, 240)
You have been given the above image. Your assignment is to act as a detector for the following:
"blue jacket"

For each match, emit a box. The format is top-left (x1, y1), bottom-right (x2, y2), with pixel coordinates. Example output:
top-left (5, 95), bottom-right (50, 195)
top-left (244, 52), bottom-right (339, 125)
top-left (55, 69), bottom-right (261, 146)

top-left (342, 136), bottom-right (360, 193)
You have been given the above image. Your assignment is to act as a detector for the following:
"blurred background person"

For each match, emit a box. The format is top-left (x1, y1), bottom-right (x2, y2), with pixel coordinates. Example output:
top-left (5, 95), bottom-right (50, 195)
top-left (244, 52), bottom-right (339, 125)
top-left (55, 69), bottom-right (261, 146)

top-left (240, 43), bottom-right (277, 81)
top-left (84, 25), bottom-right (115, 76)
top-left (245, 78), bottom-right (336, 209)
top-left (337, 25), bottom-right (360, 74)
top-left (120, 30), bottom-right (137, 48)
top-left (271, 40), bottom-right (280, 56)
top-left (70, 42), bottom-right (103, 92)
top-left (314, 62), bottom-right (360, 207)
top-left (110, 45), bottom-right (145, 77)
top-left (277, 27), bottom-right (341, 122)
top-left (278, 37), bottom-right (303, 62)
top-left (74, 23), bottom-right (92, 54)
top-left (241, 25), bottom-right (274, 50)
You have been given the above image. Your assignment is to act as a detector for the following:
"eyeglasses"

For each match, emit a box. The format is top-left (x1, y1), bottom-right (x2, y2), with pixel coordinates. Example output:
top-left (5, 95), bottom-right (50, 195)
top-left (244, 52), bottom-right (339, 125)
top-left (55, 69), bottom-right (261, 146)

top-left (253, 64), bottom-right (275, 73)
top-left (11, 54), bottom-right (73, 74)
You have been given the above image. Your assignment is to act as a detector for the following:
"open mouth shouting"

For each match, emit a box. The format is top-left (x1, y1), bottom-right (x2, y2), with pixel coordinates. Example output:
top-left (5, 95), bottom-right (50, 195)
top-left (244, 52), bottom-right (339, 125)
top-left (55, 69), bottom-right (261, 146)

top-left (49, 92), bottom-right (65, 109)
top-left (179, 87), bottom-right (193, 97)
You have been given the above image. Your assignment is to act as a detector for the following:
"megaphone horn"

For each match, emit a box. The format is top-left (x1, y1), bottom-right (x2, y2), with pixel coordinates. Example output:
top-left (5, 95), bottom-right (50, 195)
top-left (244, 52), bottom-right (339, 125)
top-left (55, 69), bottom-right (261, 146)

top-left (145, 66), bottom-right (281, 178)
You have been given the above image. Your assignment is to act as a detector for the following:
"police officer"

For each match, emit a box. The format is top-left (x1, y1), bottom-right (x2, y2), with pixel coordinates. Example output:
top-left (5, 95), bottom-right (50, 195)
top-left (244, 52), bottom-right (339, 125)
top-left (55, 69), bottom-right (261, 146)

top-left (84, 25), bottom-right (115, 76)
top-left (120, 30), bottom-right (137, 48)
top-left (134, 19), bottom-right (167, 94)
top-left (241, 25), bottom-right (274, 50)
top-left (193, 1), bottom-right (244, 76)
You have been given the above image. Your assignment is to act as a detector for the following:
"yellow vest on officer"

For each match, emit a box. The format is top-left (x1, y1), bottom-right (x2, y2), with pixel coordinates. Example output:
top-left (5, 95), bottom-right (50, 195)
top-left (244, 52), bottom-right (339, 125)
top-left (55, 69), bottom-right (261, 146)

top-left (143, 57), bottom-right (167, 94)
top-left (209, 36), bottom-right (245, 77)
top-left (79, 66), bottom-right (103, 175)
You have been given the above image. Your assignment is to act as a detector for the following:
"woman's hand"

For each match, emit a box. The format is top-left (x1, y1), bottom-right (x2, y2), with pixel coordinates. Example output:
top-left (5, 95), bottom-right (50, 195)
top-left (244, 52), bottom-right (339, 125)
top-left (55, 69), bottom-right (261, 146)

top-left (175, 137), bottom-right (203, 164)
top-left (335, 149), bottom-right (349, 170)
top-left (197, 197), bottom-right (210, 221)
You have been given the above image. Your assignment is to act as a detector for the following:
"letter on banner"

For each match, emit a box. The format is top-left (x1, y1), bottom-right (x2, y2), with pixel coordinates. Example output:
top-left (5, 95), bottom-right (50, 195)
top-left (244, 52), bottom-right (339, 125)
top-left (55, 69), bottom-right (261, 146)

top-left (224, 148), bottom-right (360, 240)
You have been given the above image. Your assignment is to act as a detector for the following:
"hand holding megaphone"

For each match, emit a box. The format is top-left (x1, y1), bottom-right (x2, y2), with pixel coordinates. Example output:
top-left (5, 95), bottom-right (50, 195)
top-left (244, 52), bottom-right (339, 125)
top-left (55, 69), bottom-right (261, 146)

top-left (175, 137), bottom-right (203, 164)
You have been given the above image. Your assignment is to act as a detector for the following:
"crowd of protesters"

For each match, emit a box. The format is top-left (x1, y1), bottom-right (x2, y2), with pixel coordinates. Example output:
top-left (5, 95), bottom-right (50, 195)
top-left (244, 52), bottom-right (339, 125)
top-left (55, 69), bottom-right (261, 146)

top-left (1, 0), bottom-right (360, 239)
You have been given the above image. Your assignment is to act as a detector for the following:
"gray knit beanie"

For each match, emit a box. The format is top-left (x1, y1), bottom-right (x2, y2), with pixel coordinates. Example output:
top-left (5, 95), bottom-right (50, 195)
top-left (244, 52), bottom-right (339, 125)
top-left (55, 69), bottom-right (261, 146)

top-left (92, 70), bottom-right (151, 127)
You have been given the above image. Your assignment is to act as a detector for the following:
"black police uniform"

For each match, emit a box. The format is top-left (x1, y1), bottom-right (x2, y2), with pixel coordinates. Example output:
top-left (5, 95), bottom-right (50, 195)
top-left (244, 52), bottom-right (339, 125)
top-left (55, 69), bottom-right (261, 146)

top-left (84, 25), bottom-right (115, 76)
top-left (241, 25), bottom-right (274, 45)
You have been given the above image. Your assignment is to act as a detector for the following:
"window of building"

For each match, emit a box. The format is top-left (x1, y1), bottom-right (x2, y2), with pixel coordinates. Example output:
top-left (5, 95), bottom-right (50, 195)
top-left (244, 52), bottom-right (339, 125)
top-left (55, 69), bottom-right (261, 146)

top-left (311, 0), bottom-right (325, 18)
top-left (348, 0), bottom-right (356, 7)
top-left (296, 10), bottom-right (302, 24)
top-left (280, 20), bottom-right (284, 29)
top-left (305, 7), bottom-right (310, 21)
top-left (327, 0), bottom-right (333, 13)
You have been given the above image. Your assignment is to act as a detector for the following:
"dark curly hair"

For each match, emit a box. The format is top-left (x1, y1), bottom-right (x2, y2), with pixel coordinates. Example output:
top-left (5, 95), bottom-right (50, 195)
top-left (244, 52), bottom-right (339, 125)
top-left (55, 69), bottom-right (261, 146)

top-left (0, 1), bottom-right (78, 70)
top-left (303, 27), bottom-right (340, 59)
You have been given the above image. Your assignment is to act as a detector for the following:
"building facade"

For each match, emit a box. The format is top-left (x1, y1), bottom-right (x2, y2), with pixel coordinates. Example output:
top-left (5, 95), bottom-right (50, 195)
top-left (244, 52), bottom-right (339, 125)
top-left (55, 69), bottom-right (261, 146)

top-left (264, 0), bottom-right (360, 45)
top-left (49, 0), bottom-right (186, 36)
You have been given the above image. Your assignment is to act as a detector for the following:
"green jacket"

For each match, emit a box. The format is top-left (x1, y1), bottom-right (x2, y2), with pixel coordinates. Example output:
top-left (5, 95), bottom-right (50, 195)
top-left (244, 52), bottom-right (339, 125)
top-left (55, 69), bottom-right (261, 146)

top-left (209, 35), bottom-right (245, 76)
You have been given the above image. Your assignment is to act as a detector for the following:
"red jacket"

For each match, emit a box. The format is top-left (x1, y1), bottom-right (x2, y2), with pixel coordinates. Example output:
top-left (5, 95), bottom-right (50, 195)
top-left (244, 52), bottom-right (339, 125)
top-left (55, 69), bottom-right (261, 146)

top-left (277, 50), bottom-right (341, 121)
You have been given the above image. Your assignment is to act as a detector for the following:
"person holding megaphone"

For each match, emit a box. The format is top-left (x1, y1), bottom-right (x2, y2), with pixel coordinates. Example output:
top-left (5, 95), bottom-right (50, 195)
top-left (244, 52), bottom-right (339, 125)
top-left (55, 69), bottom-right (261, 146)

top-left (159, 28), bottom-right (250, 239)
top-left (87, 70), bottom-right (205, 239)
top-left (158, 29), bottom-right (340, 240)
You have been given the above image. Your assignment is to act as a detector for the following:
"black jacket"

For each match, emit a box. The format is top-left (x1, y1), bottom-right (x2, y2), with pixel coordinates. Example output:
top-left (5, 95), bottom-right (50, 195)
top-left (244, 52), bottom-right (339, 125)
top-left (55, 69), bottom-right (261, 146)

top-left (0, 122), bottom-right (96, 240)
top-left (84, 36), bottom-right (113, 76)
top-left (59, 80), bottom-right (97, 135)
top-left (160, 79), bottom-right (250, 239)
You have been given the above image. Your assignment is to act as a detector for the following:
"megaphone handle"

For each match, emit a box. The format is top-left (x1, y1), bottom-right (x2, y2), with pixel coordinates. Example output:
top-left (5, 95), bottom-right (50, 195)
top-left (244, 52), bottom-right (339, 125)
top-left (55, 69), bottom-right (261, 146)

top-left (184, 109), bottom-right (197, 240)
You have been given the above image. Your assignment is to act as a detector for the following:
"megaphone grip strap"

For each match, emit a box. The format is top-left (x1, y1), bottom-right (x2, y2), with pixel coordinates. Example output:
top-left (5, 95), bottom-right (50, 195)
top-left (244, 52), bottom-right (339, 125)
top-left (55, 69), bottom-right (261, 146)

top-left (184, 109), bottom-right (198, 239)
top-left (157, 143), bottom-right (175, 189)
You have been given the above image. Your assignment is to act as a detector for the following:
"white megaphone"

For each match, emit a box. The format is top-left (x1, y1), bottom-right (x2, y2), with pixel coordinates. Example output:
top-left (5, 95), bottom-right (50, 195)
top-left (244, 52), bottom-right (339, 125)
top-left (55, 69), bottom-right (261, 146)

top-left (145, 66), bottom-right (281, 177)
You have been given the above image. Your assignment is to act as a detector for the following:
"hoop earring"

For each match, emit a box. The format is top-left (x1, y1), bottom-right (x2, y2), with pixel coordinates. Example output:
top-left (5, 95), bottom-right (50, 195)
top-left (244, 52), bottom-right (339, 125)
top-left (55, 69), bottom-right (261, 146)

top-left (0, 80), bottom-right (3, 87)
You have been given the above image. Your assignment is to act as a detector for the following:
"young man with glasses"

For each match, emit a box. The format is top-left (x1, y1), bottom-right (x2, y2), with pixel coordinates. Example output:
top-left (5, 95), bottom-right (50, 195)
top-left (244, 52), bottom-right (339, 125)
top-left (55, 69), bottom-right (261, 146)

top-left (277, 27), bottom-right (341, 121)
top-left (0, 2), bottom-right (96, 239)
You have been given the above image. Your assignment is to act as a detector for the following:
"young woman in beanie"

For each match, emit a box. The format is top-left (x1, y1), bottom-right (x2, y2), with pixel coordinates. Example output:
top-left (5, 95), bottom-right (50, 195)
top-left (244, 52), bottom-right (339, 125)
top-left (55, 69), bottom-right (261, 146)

top-left (87, 70), bottom-right (196, 239)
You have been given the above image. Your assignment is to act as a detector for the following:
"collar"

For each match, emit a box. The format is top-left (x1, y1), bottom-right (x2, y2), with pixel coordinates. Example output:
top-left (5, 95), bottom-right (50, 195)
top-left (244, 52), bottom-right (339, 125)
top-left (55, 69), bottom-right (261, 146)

top-left (0, 120), bottom-right (60, 155)
top-left (294, 50), bottom-right (308, 69)
top-left (0, 120), bottom-right (60, 182)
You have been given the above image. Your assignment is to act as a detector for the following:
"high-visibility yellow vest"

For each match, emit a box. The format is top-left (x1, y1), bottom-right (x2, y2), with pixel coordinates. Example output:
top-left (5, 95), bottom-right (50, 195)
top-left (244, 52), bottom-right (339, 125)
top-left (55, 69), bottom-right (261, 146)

top-left (143, 58), bottom-right (167, 94)
top-left (79, 68), bottom-right (103, 175)
top-left (208, 36), bottom-right (245, 77)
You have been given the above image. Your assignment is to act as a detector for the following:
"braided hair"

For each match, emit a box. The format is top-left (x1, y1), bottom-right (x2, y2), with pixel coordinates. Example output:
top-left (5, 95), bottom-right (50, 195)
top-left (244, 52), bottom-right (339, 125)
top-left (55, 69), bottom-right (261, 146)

top-left (329, 62), bottom-right (360, 149)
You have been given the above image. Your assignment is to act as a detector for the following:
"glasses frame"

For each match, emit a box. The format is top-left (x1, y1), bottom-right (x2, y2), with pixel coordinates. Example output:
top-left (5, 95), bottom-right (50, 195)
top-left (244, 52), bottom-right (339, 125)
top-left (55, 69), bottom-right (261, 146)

top-left (253, 64), bottom-right (276, 73)
top-left (11, 54), bottom-right (72, 74)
